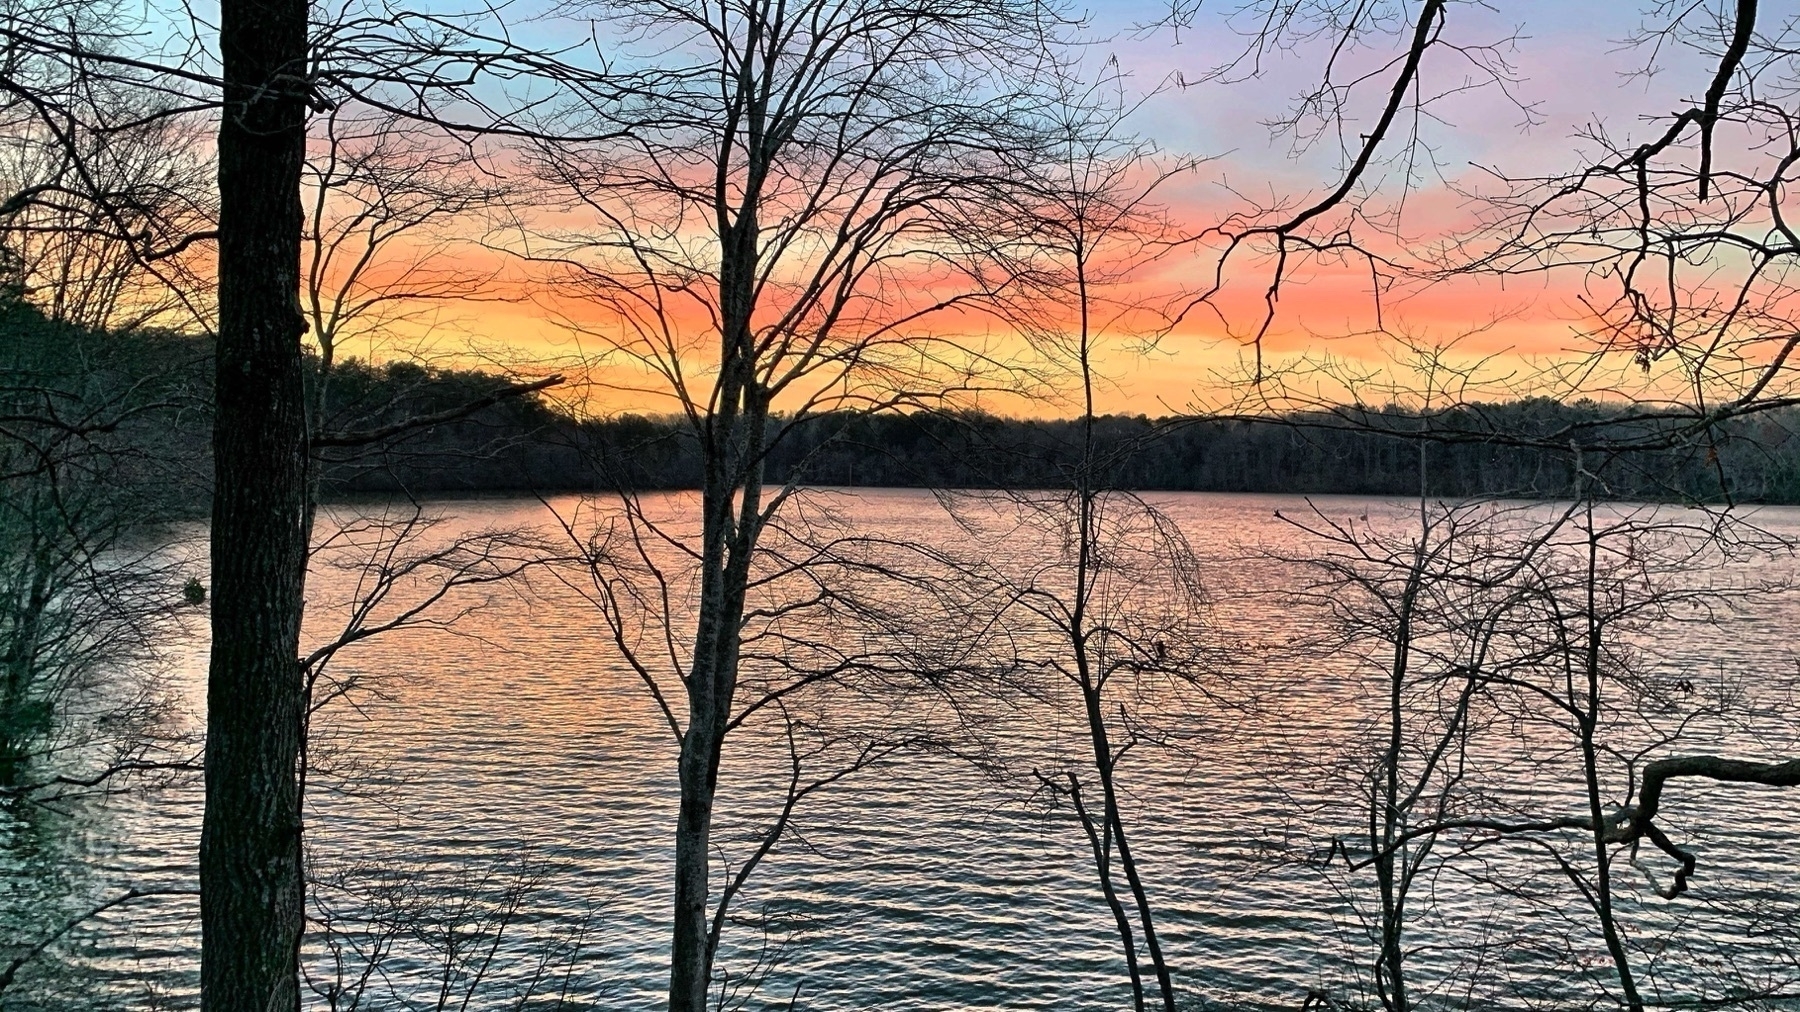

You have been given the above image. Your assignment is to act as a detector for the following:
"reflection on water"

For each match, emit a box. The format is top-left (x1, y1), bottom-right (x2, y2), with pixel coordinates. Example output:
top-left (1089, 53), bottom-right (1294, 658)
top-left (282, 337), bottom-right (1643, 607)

top-left (5, 490), bottom-right (1800, 1010)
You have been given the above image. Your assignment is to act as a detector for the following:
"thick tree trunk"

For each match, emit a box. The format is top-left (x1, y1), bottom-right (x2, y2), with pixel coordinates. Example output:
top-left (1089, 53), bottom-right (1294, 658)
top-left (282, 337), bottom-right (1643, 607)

top-left (200, 0), bottom-right (310, 1004)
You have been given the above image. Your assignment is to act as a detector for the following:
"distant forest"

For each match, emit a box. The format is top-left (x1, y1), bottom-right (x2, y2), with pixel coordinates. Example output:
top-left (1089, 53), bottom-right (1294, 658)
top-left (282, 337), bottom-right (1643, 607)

top-left (23, 325), bottom-right (1800, 504)
top-left (318, 357), bottom-right (1800, 504)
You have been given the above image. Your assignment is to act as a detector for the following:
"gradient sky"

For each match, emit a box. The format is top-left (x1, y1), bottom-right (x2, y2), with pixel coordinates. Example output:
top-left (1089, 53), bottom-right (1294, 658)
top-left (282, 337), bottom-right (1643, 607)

top-left (337, 1), bottom-right (1739, 418)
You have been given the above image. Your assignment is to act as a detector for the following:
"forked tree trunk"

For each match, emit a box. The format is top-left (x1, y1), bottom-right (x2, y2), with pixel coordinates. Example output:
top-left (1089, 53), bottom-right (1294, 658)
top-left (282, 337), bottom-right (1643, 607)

top-left (667, 380), bottom-right (764, 1012)
top-left (200, 0), bottom-right (311, 1004)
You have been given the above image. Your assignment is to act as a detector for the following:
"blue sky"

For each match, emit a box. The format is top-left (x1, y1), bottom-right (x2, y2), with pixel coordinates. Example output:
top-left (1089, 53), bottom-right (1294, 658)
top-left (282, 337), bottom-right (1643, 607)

top-left (1080, 1), bottom-right (1718, 179)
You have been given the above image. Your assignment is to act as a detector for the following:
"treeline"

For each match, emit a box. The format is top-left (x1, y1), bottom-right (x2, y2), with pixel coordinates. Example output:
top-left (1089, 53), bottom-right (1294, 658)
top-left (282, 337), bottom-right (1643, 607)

top-left (19, 325), bottom-right (1800, 503)
top-left (322, 361), bottom-right (1800, 504)
top-left (0, 304), bottom-right (208, 514)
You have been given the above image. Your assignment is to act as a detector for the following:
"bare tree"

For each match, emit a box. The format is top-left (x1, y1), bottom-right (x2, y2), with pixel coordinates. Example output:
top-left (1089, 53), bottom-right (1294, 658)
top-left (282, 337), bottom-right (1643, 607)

top-left (0, 0), bottom-right (220, 330)
top-left (199, 0), bottom-right (314, 1003)
top-left (0, 105), bottom-right (213, 331)
top-left (920, 70), bottom-right (1216, 1012)
top-left (1457, 1), bottom-right (1800, 420)
top-left (200, 18), bottom-right (570, 997)
top-left (0, 259), bottom-right (206, 807)
top-left (510, 4), bottom-right (1079, 1007)
top-left (1254, 398), bottom-right (1796, 1010)
top-left (304, 845), bottom-right (608, 1011)
top-left (301, 106), bottom-right (511, 418)
top-left (1155, 0), bottom-right (1536, 380)
top-left (1282, 491), bottom-right (1585, 1010)
top-left (1157, 12), bottom-right (1800, 1000)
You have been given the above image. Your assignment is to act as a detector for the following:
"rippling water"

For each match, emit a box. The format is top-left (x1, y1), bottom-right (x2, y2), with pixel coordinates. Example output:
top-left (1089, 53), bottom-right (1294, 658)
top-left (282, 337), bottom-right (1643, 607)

top-left (7, 490), bottom-right (1800, 1010)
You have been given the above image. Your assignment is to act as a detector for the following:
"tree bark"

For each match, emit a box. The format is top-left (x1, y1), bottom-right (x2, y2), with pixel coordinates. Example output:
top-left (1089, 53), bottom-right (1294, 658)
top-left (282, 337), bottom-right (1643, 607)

top-left (668, 446), bottom-right (763, 1012)
top-left (1635, 756), bottom-right (1800, 824)
top-left (200, 0), bottom-right (310, 1003)
top-left (668, 521), bottom-right (758, 1012)
top-left (1608, 755), bottom-right (1800, 899)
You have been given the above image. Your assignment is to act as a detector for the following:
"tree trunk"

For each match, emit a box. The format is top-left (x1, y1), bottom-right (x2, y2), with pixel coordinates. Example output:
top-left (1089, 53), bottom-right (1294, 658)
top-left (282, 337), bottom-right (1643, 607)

top-left (667, 415), bottom-right (762, 1012)
top-left (669, 717), bottom-right (723, 1012)
top-left (667, 490), bottom-right (760, 1011)
top-left (1067, 773), bottom-right (1145, 1012)
top-left (664, 184), bottom-right (766, 1012)
top-left (200, 0), bottom-right (310, 1003)
top-left (1578, 515), bottom-right (1642, 1012)
top-left (0, 533), bottom-right (51, 783)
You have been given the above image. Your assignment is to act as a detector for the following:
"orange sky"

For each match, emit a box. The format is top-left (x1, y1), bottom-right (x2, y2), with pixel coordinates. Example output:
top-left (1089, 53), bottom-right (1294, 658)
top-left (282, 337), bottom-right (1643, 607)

top-left (323, 231), bottom-right (1722, 421)
top-left (327, 198), bottom-right (1652, 421)
top-left (304, 1), bottom-right (1778, 421)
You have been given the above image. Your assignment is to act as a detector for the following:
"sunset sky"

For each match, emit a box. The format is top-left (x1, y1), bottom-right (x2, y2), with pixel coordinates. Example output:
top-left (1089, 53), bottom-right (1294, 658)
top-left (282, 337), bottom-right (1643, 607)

top-left (333, 2), bottom-right (1740, 419)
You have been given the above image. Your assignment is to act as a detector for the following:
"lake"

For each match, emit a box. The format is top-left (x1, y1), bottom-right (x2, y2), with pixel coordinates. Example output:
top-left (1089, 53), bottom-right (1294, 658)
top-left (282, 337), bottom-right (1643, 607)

top-left (7, 490), bottom-right (1800, 1011)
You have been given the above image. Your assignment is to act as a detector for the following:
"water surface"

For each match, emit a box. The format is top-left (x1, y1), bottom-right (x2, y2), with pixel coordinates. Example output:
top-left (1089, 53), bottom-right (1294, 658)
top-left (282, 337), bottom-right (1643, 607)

top-left (8, 490), bottom-right (1800, 1010)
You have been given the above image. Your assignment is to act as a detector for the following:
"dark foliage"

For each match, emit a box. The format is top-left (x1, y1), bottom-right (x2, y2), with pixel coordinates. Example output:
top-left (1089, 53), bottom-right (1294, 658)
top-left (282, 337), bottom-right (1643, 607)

top-left (69, 335), bottom-right (1800, 503)
top-left (326, 392), bottom-right (1800, 505)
